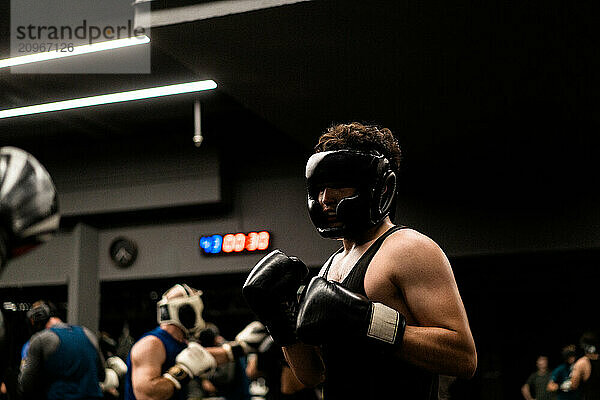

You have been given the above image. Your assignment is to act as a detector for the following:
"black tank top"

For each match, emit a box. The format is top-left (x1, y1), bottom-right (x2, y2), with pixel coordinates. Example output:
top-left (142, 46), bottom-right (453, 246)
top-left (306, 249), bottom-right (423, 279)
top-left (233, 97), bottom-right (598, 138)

top-left (583, 358), bottom-right (600, 400)
top-left (319, 226), bottom-right (439, 400)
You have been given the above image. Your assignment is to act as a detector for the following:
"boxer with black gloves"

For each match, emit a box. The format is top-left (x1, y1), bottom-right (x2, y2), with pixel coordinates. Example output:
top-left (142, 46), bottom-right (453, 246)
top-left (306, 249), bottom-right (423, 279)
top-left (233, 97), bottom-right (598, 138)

top-left (247, 123), bottom-right (477, 400)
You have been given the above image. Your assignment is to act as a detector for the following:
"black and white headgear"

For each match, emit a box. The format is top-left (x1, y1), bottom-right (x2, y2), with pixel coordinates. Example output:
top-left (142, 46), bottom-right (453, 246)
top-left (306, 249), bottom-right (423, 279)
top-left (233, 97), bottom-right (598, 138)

top-left (0, 147), bottom-right (59, 269)
top-left (306, 150), bottom-right (397, 239)
top-left (580, 332), bottom-right (598, 355)
top-left (157, 284), bottom-right (205, 337)
top-left (27, 300), bottom-right (58, 333)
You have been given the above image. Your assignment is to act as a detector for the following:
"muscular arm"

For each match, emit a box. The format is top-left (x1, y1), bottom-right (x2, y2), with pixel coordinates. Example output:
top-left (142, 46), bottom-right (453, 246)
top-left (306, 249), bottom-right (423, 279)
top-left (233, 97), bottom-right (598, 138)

top-left (18, 331), bottom-right (58, 397)
top-left (205, 346), bottom-right (237, 365)
top-left (130, 336), bottom-right (176, 400)
top-left (570, 357), bottom-right (591, 390)
top-left (384, 230), bottom-right (477, 378)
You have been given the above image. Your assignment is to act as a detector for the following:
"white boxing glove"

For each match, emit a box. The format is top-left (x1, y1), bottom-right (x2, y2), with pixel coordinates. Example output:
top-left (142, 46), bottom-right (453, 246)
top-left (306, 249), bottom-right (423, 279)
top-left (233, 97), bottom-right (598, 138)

top-left (100, 368), bottom-right (120, 392)
top-left (560, 380), bottom-right (572, 392)
top-left (235, 321), bottom-right (269, 352)
top-left (106, 356), bottom-right (128, 377)
top-left (223, 321), bottom-right (269, 361)
top-left (163, 343), bottom-right (216, 389)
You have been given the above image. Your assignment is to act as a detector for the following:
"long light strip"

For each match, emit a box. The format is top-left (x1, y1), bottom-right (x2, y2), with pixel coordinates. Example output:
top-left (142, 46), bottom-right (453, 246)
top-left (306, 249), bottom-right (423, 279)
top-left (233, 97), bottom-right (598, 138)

top-left (0, 80), bottom-right (217, 119)
top-left (0, 36), bottom-right (151, 69)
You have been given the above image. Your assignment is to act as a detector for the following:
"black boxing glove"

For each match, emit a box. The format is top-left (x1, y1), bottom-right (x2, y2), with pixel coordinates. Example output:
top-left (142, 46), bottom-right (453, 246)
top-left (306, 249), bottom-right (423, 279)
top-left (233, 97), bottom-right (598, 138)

top-left (296, 277), bottom-right (406, 348)
top-left (243, 250), bottom-right (309, 346)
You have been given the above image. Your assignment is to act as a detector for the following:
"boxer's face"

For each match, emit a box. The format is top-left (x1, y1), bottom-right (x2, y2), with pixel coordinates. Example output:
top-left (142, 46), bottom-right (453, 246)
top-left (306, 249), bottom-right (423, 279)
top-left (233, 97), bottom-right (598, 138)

top-left (318, 187), bottom-right (357, 225)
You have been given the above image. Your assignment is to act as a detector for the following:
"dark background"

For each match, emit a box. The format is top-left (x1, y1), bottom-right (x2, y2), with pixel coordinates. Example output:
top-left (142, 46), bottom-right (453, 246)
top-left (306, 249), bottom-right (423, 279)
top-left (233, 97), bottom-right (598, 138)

top-left (1, 1), bottom-right (600, 399)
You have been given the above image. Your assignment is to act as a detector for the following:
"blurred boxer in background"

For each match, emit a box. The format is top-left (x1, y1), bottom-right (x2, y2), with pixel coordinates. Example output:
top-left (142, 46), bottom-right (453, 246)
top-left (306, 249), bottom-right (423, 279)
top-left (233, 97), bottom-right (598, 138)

top-left (0, 146), bottom-right (59, 397)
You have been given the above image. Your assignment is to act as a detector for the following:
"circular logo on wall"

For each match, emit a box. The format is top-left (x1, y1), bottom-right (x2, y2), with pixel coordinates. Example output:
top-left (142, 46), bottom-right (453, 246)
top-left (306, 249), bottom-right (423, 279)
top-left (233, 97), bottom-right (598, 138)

top-left (109, 237), bottom-right (138, 268)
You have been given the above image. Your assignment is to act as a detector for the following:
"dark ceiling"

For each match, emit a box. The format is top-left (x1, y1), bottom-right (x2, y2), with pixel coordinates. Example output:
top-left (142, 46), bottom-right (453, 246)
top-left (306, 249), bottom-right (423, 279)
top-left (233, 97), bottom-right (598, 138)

top-left (1, 0), bottom-right (599, 213)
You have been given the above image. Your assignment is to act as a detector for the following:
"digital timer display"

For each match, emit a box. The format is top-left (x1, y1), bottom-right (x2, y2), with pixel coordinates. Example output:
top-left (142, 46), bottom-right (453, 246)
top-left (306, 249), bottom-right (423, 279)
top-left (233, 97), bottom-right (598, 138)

top-left (199, 231), bottom-right (271, 255)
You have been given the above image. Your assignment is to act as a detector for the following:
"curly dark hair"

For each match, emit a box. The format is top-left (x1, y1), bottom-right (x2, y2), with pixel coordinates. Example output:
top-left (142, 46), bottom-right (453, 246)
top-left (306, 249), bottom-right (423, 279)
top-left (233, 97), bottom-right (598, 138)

top-left (314, 122), bottom-right (402, 175)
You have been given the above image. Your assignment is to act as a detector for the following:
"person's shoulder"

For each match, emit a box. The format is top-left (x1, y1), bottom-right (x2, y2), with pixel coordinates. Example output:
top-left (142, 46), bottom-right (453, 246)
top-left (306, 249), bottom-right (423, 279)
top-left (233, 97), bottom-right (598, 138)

top-left (28, 329), bottom-right (60, 355)
top-left (574, 356), bottom-right (591, 369)
top-left (30, 328), bottom-right (58, 344)
top-left (384, 227), bottom-right (444, 254)
top-left (80, 325), bottom-right (98, 338)
top-left (132, 332), bottom-right (164, 353)
top-left (382, 228), bottom-right (449, 267)
top-left (375, 227), bottom-right (452, 285)
top-left (130, 333), bottom-right (166, 364)
top-left (139, 330), bottom-right (164, 343)
top-left (79, 326), bottom-right (102, 346)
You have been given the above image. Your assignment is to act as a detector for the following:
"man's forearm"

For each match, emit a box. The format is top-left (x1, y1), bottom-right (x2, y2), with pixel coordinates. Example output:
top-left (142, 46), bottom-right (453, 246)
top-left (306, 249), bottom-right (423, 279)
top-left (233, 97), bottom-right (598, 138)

top-left (282, 343), bottom-right (325, 387)
top-left (206, 346), bottom-right (234, 365)
top-left (134, 376), bottom-right (176, 400)
top-left (521, 384), bottom-right (533, 400)
top-left (400, 325), bottom-right (477, 378)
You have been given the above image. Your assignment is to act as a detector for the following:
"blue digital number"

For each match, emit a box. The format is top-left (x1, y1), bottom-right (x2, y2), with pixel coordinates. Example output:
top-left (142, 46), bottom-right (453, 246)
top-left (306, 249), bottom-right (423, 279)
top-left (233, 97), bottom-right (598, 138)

top-left (199, 236), bottom-right (212, 253)
top-left (200, 235), bottom-right (223, 254)
top-left (210, 235), bottom-right (223, 254)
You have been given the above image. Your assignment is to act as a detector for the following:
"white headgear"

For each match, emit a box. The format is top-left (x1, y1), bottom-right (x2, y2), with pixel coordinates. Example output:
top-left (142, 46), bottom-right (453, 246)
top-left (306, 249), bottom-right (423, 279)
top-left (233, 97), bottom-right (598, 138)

top-left (157, 284), bottom-right (205, 336)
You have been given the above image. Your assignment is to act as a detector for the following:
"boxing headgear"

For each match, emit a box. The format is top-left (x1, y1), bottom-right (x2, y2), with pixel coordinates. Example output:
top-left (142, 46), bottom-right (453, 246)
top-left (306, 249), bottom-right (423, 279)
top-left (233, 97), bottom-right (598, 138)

top-left (306, 150), bottom-right (397, 239)
top-left (580, 332), bottom-right (598, 355)
top-left (157, 284), bottom-right (206, 337)
top-left (561, 345), bottom-right (578, 362)
top-left (27, 301), bottom-right (57, 333)
top-left (0, 147), bottom-right (59, 269)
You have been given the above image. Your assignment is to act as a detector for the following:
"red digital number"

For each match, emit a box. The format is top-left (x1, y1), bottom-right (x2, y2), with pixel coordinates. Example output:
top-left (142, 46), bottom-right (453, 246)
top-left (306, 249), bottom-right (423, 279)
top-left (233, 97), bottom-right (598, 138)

top-left (222, 234), bottom-right (235, 253)
top-left (257, 231), bottom-right (270, 250)
top-left (246, 232), bottom-right (259, 251)
top-left (234, 233), bottom-right (246, 252)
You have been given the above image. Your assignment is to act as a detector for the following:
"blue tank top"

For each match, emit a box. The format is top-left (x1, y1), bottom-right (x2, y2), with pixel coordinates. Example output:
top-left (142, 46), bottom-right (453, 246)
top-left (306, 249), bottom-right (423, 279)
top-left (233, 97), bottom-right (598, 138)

top-left (44, 325), bottom-right (103, 400)
top-left (124, 327), bottom-right (188, 400)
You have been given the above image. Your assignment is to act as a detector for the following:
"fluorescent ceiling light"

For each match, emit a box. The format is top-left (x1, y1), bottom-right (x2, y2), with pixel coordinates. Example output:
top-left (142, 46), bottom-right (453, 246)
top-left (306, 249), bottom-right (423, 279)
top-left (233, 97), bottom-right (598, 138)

top-left (0, 80), bottom-right (217, 119)
top-left (150, 0), bottom-right (312, 28)
top-left (0, 36), bottom-right (150, 69)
